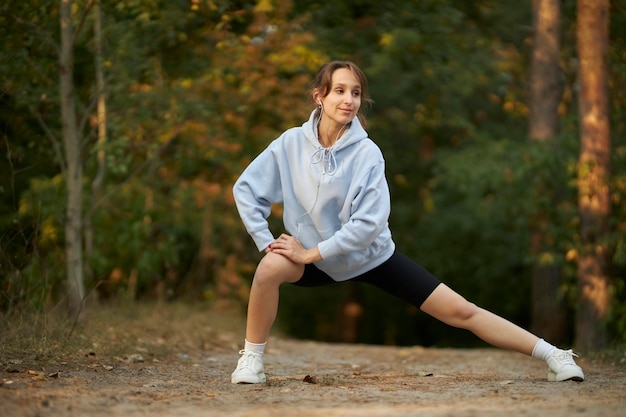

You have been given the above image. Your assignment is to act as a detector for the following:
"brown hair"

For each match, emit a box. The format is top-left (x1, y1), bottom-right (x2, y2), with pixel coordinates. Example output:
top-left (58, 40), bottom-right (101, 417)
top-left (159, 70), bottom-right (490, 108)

top-left (309, 60), bottom-right (373, 127)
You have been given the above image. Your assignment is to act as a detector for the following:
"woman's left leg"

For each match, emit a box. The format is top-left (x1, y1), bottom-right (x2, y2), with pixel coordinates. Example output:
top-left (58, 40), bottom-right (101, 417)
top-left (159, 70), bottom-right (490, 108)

top-left (355, 251), bottom-right (584, 381)
top-left (357, 252), bottom-right (539, 355)
top-left (420, 283), bottom-right (584, 381)
top-left (420, 283), bottom-right (538, 355)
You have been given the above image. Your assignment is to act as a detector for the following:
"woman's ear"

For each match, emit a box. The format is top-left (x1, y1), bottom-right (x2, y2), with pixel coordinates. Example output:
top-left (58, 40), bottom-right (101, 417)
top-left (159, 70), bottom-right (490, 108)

top-left (313, 90), bottom-right (322, 105)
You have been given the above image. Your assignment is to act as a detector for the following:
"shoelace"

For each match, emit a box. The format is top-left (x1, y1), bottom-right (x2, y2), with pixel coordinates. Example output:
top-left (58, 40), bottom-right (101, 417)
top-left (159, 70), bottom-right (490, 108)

top-left (554, 349), bottom-right (579, 365)
top-left (236, 350), bottom-right (261, 369)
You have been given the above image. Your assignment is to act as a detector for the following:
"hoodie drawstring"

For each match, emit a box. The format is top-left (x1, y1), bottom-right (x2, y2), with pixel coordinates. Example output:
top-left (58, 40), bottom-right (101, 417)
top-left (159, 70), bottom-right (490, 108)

top-left (311, 147), bottom-right (338, 176)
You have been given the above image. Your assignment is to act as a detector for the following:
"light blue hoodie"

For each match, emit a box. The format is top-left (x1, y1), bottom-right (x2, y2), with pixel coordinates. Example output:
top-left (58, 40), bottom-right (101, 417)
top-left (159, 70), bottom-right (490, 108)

top-left (233, 110), bottom-right (395, 281)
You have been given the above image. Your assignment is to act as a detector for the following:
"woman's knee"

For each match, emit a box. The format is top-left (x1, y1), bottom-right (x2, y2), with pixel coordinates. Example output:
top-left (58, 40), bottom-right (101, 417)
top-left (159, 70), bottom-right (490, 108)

top-left (421, 285), bottom-right (480, 326)
top-left (449, 299), bottom-right (479, 323)
top-left (253, 252), bottom-right (303, 286)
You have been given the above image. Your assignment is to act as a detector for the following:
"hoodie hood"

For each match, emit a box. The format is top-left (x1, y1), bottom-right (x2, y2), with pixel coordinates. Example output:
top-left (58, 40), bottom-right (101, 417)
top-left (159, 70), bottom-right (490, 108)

top-left (302, 109), bottom-right (369, 175)
top-left (302, 109), bottom-right (369, 150)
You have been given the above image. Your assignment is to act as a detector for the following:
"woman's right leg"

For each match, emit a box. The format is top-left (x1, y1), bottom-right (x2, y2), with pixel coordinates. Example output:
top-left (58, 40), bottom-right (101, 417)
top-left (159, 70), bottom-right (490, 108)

top-left (245, 252), bottom-right (304, 344)
top-left (232, 252), bottom-right (304, 384)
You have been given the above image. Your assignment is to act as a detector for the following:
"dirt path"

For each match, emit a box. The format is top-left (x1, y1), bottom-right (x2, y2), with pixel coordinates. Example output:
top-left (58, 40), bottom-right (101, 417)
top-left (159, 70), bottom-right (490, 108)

top-left (1, 304), bottom-right (625, 417)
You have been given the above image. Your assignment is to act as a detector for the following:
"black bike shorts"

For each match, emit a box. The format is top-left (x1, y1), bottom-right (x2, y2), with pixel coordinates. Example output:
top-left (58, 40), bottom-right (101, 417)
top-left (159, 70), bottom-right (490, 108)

top-left (292, 250), bottom-right (442, 308)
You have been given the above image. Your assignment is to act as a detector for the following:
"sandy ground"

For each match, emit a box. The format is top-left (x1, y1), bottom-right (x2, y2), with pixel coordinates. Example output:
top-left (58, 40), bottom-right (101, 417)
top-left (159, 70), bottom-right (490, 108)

top-left (1, 303), bottom-right (625, 417)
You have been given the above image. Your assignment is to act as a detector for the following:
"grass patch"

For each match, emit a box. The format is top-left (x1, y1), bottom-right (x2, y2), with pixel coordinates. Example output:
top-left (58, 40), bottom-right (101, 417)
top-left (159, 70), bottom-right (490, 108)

top-left (584, 343), bottom-right (626, 368)
top-left (0, 300), bottom-right (246, 369)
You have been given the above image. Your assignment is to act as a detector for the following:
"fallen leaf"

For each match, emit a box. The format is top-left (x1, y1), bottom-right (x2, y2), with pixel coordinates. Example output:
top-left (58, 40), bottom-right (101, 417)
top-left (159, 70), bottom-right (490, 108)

top-left (127, 354), bottom-right (144, 363)
top-left (28, 370), bottom-right (46, 381)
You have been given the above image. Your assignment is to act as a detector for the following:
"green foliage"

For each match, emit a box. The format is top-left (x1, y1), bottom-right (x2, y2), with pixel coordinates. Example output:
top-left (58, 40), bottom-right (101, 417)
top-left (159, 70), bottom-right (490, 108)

top-left (1, 175), bottom-right (65, 311)
top-left (420, 135), bottom-right (581, 312)
top-left (0, 1), bottom-right (59, 104)
top-left (89, 179), bottom-right (195, 298)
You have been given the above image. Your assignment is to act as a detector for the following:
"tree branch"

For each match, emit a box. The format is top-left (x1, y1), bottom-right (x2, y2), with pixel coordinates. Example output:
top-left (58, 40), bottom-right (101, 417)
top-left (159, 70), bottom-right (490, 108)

top-left (72, 0), bottom-right (96, 45)
top-left (10, 14), bottom-right (60, 55)
top-left (84, 124), bottom-right (185, 218)
top-left (78, 90), bottom-right (101, 145)
top-left (30, 108), bottom-right (67, 173)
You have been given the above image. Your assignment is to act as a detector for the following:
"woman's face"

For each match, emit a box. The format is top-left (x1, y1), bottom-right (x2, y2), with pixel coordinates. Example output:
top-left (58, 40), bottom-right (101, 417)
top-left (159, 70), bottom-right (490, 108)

top-left (318, 68), bottom-right (362, 126)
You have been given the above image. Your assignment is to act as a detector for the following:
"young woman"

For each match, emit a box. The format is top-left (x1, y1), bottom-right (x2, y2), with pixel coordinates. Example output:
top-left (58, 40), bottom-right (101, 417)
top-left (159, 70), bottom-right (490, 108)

top-left (230, 60), bottom-right (584, 384)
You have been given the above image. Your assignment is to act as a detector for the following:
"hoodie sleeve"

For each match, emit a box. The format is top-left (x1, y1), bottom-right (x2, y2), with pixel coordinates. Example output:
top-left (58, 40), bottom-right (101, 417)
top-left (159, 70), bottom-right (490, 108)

top-left (233, 141), bottom-right (283, 252)
top-left (317, 160), bottom-right (391, 260)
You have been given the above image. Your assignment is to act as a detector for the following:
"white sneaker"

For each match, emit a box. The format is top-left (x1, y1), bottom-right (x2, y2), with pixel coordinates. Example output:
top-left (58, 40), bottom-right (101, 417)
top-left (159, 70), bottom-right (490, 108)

top-left (546, 349), bottom-right (585, 382)
top-left (231, 350), bottom-right (266, 384)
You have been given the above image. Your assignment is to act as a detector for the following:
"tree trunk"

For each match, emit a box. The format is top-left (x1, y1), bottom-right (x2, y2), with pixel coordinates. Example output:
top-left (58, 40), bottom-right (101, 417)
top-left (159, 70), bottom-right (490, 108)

top-left (60, 0), bottom-right (85, 321)
top-left (528, 0), bottom-right (567, 344)
top-left (529, 0), bottom-right (561, 140)
top-left (85, 0), bottom-right (107, 289)
top-left (575, 0), bottom-right (611, 351)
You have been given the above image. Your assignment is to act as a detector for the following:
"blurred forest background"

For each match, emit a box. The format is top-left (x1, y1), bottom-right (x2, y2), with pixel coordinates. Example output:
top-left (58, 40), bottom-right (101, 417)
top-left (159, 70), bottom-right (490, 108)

top-left (1, 0), bottom-right (625, 352)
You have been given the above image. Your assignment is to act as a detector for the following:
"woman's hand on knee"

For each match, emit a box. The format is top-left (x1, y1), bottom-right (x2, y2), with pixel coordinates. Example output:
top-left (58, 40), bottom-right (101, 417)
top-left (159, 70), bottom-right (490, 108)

top-left (268, 234), bottom-right (322, 265)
